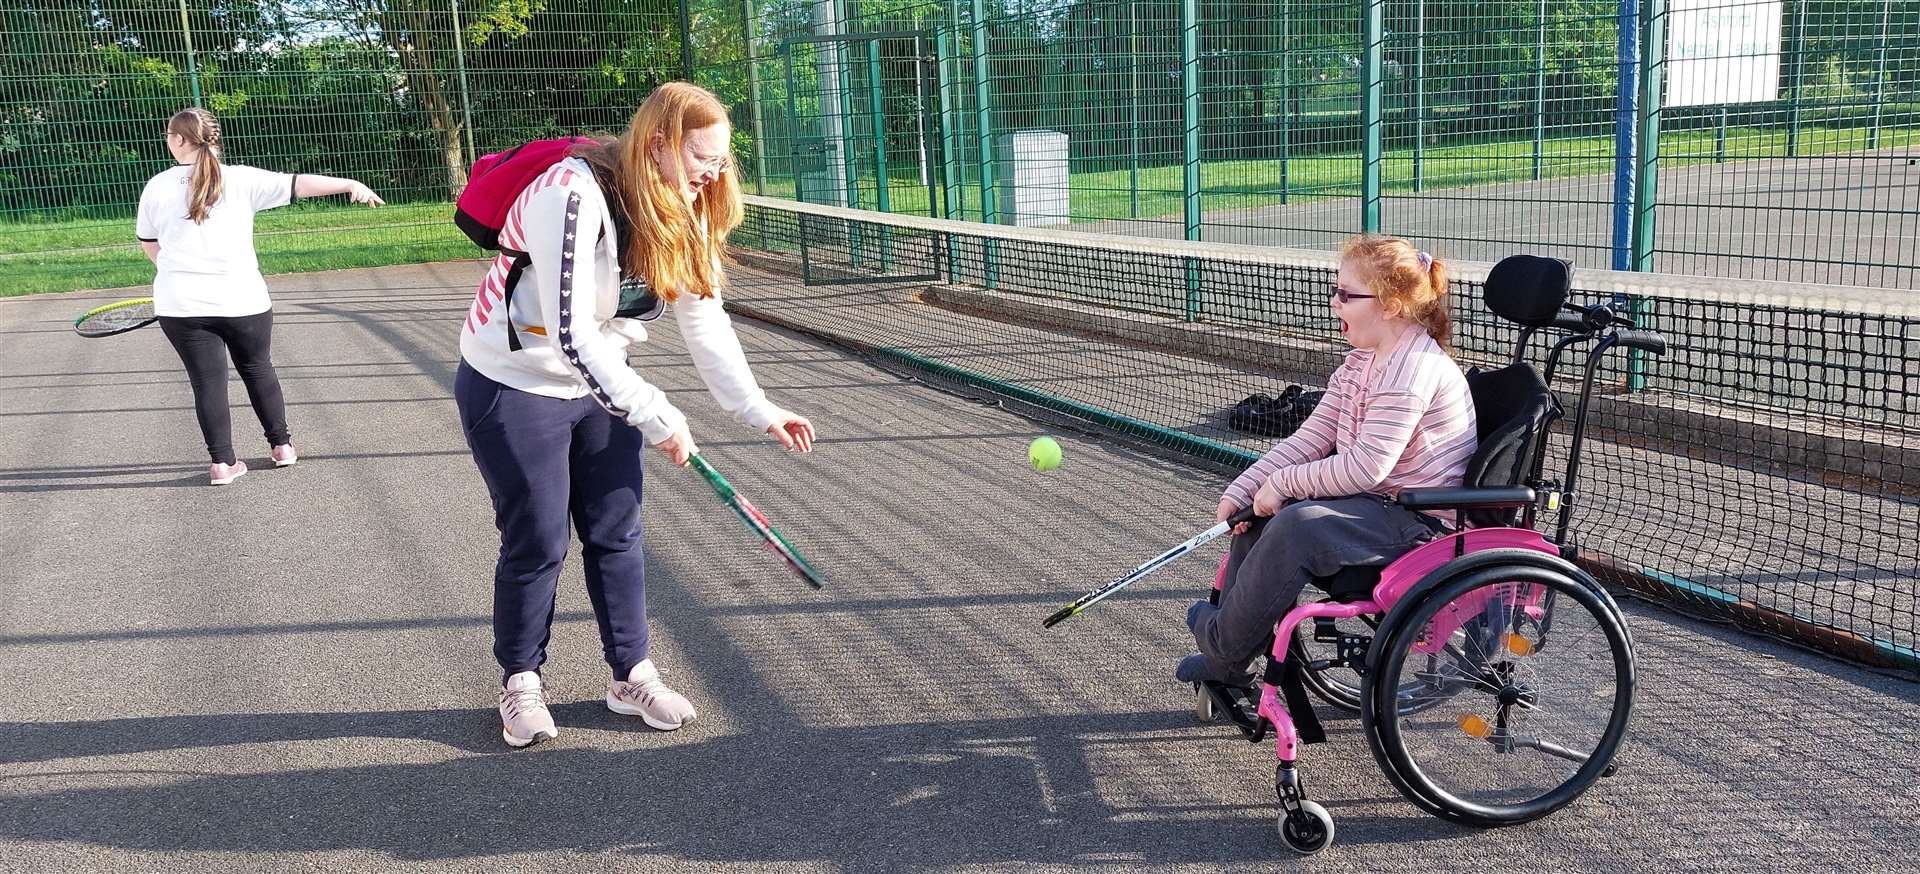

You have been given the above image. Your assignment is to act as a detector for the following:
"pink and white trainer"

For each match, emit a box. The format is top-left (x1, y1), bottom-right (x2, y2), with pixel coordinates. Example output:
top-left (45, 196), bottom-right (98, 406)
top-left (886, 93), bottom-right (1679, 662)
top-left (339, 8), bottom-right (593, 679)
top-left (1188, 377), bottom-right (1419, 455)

top-left (209, 461), bottom-right (248, 485)
top-left (607, 659), bottom-right (697, 730)
top-left (498, 670), bottom-right (558, 748)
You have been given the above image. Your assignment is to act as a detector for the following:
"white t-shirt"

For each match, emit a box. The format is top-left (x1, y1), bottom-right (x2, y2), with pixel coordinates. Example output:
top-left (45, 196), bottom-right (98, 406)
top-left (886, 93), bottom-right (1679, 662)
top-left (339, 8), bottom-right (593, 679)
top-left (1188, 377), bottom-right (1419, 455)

top-left (136, 163), bottom-right (296, 317)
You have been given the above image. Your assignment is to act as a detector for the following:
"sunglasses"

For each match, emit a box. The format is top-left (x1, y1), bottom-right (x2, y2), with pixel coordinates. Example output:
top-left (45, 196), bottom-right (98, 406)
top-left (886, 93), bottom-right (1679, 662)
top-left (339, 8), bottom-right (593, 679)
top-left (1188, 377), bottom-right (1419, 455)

top-left (1331, 286), bottom-right (1377, 304)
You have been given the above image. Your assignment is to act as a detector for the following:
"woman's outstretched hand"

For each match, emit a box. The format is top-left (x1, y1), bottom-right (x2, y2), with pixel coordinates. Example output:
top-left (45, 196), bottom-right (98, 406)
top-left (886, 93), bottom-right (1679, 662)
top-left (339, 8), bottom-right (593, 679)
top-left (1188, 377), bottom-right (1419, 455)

top-left (347, 181), bottom-right (385, 207)
top-left (766, 409), bottom-right (815, 453)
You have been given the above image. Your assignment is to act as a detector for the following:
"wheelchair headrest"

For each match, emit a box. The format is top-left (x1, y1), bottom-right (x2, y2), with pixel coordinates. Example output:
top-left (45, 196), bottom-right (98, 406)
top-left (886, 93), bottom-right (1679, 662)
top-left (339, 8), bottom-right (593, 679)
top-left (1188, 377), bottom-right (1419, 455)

top-left (1485, 255), bottom-right (1571, 328)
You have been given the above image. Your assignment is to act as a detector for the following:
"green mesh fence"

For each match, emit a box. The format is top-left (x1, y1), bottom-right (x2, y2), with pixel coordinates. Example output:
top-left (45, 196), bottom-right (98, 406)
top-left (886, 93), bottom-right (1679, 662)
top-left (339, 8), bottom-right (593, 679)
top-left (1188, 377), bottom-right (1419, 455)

top-left (729, 193), bottom-right (1920, 676)
top-left (736, 0), bottom-right (1920, 290)
top-left (9, 2), bottom-right (1914, 294)
top-left (0, 0), bottom-right (682, 295)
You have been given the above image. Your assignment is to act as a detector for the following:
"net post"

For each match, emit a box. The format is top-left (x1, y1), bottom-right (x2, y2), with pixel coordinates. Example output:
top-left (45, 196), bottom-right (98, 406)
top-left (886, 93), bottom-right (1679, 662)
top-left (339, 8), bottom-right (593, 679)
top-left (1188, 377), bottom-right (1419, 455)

top-left (1626, 0), bottom-right (1663, 392)
top-left (1361, 0), bottom-right (1384, 234)
top-left (1610, 0), bottom-right (1639, 272)
top-left (1180, 0), bottom-right (1202, 320)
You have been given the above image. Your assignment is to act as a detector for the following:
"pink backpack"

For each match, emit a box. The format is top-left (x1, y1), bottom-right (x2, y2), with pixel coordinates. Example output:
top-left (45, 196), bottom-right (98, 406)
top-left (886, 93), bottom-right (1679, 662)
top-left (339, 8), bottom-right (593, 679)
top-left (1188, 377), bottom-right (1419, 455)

top-left (454, 137), bottom-right (593, 351)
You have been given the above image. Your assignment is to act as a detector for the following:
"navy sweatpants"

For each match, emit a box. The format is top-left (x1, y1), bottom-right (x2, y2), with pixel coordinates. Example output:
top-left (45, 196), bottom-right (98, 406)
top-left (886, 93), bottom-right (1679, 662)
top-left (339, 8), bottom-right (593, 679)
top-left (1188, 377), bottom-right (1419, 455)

top-left (456, 361), bottom-right (650, 683)
top-left (1187, 495), bottom-right (1444, 679)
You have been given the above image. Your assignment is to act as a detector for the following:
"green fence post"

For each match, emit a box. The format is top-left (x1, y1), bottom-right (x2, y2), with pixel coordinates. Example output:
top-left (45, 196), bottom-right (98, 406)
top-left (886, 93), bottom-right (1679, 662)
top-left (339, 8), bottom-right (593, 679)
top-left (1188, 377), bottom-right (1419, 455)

top-left (969, 0), bottom-right (999, 286)
top-left (935, 28), bottom-right (962, 221)
top-left (1870, 0), bottom-right (1890, 150)
top-left (1180, 0), bottom-right (1202, 320)
top-left (1533, 0), bottom-right (1546, 180)
top-left (1361, 0), bottom-right (1383, 233)
top-left (744, 0), bottom-right (769, 196)
top-left (175, 0), bottom-right (203, 107)
top-left (1628, 0), bottom-right (1665, 393)
top-left (1787, 0), bottom-right (1807, 157)
top-left (1279, 0), bottom-right (1289, 204)
top-left (1715, 105), bottom-right (1727, 163)
top-left (1415, 0), bottom-right (1426, 193)
top-left (1128, 0), bottom-right (1141, 218)
top-left (677, 0), bottom-right (695, 81)
top-left (835, 13), bottom-right (859, 213)
top-left (450, 0), bottom-right (478, 168)
top-left (869, 39), bottom-right (893, 268)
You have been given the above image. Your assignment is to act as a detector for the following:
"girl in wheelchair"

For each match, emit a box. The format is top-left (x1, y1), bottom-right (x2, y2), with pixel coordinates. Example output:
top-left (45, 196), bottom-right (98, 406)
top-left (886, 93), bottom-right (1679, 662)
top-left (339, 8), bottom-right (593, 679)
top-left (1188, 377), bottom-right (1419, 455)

top-left (1156, 246), bottom-right (1650, 853)
top-left (1179, 236), bottom-right (1477, 687)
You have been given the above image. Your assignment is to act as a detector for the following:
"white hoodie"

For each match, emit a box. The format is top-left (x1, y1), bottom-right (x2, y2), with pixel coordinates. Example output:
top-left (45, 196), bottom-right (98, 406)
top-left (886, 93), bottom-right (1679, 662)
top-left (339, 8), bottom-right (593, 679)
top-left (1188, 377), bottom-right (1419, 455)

top-left (458, 157), bottom-right (780, 443)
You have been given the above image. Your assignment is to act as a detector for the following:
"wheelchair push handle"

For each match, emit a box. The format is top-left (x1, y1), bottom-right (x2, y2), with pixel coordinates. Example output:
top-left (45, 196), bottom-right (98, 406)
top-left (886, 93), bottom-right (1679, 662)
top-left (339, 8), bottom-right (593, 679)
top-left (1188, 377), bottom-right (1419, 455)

top-left (1613, 329), bottom-right (1667, 356)
top-left (1555, 303), bottom-right (1669, 357)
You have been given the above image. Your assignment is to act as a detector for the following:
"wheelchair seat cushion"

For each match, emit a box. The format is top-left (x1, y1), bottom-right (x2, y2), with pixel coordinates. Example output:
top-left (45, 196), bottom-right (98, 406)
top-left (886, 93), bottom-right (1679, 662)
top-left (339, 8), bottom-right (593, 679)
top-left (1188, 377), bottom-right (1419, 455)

top-left (1312, 564), bottom-right (1383, 602)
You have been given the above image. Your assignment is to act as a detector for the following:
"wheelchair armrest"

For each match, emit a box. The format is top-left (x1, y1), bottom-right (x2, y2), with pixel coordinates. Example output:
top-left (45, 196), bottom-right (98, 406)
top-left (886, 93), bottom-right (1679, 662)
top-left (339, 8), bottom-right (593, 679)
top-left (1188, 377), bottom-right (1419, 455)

top-left (1396, 486), bottom-right (1537, 511)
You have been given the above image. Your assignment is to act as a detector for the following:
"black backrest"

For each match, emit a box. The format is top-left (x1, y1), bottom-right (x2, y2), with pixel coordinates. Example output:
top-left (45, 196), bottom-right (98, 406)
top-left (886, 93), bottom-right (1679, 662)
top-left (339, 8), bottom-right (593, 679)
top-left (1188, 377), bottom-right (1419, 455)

top-left (1460, 362), bottom-right (1562, 528)
top-left (1484, 255), bottom-right (1571, 327)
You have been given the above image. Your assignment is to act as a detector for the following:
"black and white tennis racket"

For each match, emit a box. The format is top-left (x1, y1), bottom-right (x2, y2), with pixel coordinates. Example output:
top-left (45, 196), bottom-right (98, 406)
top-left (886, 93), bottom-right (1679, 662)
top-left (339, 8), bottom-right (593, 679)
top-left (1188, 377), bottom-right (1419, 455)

top-left (1043, 505), bottom-right (1256, 628)
top-left (689, 453), bottom-right (825, 590)
top-left (73, 297), bottom-right (158, 338)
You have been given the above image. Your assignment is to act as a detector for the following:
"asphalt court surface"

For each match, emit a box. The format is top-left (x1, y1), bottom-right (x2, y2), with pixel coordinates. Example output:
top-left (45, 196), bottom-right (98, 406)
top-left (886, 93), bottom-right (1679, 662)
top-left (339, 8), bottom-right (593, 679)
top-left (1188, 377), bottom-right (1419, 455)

top-left (1, 262), bottom-right (1916, 872)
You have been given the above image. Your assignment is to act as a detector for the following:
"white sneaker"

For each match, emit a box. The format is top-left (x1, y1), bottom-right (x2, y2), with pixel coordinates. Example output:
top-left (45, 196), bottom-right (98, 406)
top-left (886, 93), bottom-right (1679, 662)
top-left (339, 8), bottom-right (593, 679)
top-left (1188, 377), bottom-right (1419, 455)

top-left (498, 671), bottom-right (558, 748)
top-left (607, 659), bottom-right (697, 730)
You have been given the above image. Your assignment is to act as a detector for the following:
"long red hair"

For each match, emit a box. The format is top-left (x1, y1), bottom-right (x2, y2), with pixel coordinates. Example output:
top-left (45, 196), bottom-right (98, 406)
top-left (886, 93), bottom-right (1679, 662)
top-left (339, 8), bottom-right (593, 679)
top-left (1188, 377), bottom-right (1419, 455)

top-left (575, 82), bottom-right (742, 303)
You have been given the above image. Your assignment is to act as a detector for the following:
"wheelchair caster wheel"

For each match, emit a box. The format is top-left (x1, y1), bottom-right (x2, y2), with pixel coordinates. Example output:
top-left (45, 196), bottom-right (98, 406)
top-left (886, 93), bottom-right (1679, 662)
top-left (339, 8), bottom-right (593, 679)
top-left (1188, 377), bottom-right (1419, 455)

top-left (1193, 682), bottom-right (1218, 722)
top-left (1278, 800), bottom-right (1335, 854)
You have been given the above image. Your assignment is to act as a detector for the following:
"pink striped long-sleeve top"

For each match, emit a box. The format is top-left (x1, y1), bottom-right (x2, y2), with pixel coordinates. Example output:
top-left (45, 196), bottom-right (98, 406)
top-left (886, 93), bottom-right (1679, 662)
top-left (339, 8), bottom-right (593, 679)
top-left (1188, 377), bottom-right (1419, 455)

top-left (1224, 324), bottom-right (1478, 513)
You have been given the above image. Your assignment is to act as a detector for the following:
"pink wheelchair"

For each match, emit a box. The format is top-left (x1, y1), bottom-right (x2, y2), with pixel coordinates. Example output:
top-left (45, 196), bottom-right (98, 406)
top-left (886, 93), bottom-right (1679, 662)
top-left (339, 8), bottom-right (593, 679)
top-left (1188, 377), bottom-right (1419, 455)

top-left (1192, 256), bottom-right (1664, 852)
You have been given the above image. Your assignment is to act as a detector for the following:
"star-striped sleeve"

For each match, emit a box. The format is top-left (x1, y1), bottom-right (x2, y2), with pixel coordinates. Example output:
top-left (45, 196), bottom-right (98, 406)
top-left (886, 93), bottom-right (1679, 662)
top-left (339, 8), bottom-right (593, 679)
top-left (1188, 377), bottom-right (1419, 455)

top-left (523, 184), bottom-right (685, 443)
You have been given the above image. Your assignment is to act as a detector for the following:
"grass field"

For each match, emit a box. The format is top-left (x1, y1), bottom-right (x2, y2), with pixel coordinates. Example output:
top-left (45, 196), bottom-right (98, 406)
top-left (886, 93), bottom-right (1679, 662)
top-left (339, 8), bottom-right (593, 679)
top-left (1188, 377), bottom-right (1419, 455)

top-left (0, 202), bottom-right (478, 296)
top-left (3, 123), bottom-right (1911, 296)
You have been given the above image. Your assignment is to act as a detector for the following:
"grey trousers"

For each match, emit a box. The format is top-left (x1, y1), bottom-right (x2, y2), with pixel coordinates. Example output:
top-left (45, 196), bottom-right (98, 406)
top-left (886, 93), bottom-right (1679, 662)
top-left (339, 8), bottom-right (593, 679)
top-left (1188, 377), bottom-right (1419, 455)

top-left (1188, 495), bottom-right (1444, 678)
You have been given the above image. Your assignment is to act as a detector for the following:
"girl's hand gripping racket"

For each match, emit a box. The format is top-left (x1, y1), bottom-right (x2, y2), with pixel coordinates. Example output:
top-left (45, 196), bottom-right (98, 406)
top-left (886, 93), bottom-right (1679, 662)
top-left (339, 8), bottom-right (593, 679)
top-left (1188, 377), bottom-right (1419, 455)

top-left (1043, 505), bottom-right (1256, 628)
top-left (689, 453), bottom-right (826, 590)
top-left (73, 297), bottom-right (158, 338)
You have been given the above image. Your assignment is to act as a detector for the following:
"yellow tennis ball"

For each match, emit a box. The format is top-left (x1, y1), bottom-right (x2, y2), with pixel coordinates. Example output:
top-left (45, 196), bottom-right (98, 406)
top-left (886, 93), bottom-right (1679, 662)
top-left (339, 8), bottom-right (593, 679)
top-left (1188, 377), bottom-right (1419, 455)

top-left (1028, 436), bottom-right (1062, 472)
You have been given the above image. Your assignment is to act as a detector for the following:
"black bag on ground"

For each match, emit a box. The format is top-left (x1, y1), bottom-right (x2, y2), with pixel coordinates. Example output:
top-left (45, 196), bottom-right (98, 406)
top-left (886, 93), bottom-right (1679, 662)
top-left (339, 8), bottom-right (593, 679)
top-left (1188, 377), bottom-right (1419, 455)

top-left (1229, 385), bottom-right (1325, 438)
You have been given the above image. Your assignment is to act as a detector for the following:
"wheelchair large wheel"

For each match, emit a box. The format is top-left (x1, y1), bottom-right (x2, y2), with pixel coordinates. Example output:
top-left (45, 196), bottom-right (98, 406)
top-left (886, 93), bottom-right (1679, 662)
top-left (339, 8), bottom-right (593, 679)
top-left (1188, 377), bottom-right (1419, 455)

top-left (1361, 564), bottom-right (1634, 827)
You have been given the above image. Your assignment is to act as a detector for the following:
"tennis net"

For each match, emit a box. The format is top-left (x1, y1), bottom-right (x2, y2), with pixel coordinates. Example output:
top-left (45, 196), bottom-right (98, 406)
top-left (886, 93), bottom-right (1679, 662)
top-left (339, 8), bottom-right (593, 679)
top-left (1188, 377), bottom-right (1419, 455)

top-left (726, 194), bottom-right (1920, 676)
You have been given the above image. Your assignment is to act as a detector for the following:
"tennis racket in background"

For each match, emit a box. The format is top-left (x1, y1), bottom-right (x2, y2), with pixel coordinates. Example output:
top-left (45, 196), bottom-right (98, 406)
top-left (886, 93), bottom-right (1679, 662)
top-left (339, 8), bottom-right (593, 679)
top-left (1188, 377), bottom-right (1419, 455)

top-left (688, 453), bottom-right (826, 590)
top-left (73, 297), bottom-right (158, 338)
top-left (1043, 505), bottom-right (1256, 628)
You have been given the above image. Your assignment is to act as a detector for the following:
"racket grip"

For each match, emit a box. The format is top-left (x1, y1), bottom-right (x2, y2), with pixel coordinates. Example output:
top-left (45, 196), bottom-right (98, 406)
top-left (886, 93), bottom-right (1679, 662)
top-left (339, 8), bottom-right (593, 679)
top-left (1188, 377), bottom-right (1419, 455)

top-left (1041, 605), bottom-right (1076, 628)
top-left (1227, 505), bottom-right (1256, 526)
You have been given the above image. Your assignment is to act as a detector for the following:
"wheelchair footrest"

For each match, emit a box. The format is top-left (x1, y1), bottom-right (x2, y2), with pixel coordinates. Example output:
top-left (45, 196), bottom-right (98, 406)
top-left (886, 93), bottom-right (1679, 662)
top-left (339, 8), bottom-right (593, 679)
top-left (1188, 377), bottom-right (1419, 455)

top-left (1200, 681), bottom-right (1268, 742)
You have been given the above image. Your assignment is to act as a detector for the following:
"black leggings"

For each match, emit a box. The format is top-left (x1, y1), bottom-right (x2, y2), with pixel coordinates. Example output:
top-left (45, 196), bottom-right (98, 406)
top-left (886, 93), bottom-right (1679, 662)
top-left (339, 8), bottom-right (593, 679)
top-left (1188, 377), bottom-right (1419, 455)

top-left (158, 311), bottom-right (291, 465)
